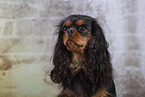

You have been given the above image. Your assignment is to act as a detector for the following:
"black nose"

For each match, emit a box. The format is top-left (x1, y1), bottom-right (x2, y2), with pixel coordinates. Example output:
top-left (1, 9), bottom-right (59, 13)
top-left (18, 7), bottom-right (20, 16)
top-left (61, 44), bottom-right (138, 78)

top-left (67, 30), bottom-right (75, 35)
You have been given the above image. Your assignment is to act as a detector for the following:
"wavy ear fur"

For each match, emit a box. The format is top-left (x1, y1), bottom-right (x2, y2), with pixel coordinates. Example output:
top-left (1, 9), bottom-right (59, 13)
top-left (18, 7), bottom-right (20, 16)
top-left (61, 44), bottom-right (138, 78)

top-left (84, 19), bottom-right (113, 84)
top-left (50, 21), bottom-right (71, 83)
top-left (51, 19), bottom-right (113, 84)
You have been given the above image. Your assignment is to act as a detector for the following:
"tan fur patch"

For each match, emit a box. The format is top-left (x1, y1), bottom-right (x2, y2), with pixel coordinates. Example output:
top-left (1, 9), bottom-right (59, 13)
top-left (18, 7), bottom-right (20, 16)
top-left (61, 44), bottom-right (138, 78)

top-left (72, 51), bottom-right (84, 65)
top-left (70, 29), bottom-right (91, 49)
top-left (63, 32), bottom-right (68, 46)
top-left (61, 88), bottom-right (76, 97)
top-left (63, 28), bottom-right (91, 51)
top-left (92, 89), bottom-right (110, 97)
top-left (65, 21), bottom-right (72, 26)
top-left (76, 20), bottom-right (85, 25)
top-left (69, 50), bottom-right (85, 75)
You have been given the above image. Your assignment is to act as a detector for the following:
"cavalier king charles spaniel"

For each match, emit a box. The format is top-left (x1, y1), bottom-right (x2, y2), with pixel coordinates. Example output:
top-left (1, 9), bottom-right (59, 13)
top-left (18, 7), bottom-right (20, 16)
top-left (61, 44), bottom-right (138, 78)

top-left (50, 15), bottom-right (116, 97)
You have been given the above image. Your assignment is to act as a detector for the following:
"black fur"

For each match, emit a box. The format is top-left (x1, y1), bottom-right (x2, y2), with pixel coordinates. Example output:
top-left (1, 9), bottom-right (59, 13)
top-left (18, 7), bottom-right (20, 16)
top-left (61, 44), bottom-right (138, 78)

top-left (51, 15), bottom-right (116, 97)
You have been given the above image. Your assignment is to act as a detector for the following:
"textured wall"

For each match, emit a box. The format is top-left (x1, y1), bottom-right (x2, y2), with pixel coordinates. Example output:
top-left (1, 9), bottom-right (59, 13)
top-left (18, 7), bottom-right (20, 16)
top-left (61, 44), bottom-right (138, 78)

top-left (0, 0), bottom-right (145, 97)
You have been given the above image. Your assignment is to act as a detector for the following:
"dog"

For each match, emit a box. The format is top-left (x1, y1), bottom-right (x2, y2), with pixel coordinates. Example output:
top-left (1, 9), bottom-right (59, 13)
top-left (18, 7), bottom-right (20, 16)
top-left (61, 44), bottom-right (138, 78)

top-left (50, 15), bottom-right (116, 97)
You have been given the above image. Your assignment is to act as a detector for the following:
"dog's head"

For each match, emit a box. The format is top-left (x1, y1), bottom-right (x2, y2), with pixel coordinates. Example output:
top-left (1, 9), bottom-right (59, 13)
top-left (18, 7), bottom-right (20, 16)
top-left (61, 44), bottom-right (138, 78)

top-left (61, 15), bottom-right (93, 52)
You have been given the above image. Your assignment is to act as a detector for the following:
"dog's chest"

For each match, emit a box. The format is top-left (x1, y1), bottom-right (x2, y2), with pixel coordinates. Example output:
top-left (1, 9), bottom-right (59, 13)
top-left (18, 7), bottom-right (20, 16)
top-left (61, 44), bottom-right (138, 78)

top-left (69, 51), bottom-right (85, 74)
top-left (72, 51), bottom-right (84, 65)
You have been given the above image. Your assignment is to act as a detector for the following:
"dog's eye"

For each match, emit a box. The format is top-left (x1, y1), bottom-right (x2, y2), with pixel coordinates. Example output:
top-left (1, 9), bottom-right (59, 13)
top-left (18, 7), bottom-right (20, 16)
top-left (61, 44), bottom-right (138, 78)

top-left (63, 27), bottom-right (68, 31)
top-left (79, 26), bottom-right (87, 32)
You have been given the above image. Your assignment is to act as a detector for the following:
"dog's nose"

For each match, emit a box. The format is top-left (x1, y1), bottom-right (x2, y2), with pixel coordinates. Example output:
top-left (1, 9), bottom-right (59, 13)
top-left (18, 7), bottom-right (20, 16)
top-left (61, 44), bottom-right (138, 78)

top-left (67, 30), bottom-right (75, 35)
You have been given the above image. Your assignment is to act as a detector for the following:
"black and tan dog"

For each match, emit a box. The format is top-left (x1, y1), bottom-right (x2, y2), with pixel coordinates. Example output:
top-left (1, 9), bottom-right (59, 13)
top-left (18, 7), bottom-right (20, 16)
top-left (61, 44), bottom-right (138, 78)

top-left (51, 15), bottom-right (116, 97)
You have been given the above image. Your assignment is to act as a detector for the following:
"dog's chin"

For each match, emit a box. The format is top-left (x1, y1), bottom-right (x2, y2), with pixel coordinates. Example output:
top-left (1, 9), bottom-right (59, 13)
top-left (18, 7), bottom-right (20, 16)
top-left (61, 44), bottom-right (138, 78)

top-left (65, 39), bottom-right (85, 52)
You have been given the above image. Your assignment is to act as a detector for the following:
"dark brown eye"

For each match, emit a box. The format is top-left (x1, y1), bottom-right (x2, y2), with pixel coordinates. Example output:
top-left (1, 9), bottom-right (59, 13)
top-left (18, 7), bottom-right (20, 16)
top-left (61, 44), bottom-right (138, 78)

top-left (63, 27), bottom-right (68, 31)
top-left (79, 26), bottom-right (86, 32)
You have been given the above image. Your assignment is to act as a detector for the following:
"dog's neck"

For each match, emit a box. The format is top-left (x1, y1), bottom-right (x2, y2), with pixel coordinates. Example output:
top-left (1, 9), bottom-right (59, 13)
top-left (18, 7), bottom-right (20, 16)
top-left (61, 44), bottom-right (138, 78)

top-left (72, 50), bottom-right (85, 67)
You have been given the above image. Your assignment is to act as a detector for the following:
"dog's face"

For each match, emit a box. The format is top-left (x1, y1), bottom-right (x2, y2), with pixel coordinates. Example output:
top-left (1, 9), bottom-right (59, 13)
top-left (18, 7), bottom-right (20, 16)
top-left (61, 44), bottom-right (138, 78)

top-left (62, 15), bottom-right (93, 52)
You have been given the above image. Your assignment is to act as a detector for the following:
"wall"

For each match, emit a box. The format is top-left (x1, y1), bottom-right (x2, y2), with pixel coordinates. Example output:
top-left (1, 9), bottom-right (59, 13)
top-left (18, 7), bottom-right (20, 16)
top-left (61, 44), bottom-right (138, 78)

top-left (0, 0), bottom-right (145, 97)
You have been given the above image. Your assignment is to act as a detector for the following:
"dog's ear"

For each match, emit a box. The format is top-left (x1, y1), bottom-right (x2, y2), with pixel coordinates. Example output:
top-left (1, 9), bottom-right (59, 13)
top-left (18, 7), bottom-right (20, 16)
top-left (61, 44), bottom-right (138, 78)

top-left (50, 21), bottom-right (71, 83)
top-left (84, 20), bottom-right (112, 83)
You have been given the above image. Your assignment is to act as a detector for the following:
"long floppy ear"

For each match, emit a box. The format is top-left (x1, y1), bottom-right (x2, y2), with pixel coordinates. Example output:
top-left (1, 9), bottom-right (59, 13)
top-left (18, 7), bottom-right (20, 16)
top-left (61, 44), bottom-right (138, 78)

top-left (84, 19), bottom-right (112, 84)
top-left (50, 22), bottom-right (71, 83)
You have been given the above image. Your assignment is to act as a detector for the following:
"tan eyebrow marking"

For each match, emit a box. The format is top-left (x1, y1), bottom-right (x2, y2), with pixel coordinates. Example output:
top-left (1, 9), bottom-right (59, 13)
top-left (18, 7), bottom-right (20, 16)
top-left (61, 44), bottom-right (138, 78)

top-left (65, 21), bottom-right (72, 26)
top-left (75, 20), bottom-right (85, 25)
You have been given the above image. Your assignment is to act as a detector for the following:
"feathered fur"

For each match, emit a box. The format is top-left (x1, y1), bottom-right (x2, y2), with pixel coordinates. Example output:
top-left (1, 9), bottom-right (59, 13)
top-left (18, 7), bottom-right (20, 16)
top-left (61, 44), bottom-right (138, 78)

top-left (50, 15), bottom-right (116, 97)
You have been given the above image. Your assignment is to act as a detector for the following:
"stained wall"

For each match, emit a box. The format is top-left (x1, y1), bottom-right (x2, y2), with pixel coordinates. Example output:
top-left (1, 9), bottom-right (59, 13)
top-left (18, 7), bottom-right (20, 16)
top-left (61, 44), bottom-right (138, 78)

top-left (0, 0), bottom-right (145, 97)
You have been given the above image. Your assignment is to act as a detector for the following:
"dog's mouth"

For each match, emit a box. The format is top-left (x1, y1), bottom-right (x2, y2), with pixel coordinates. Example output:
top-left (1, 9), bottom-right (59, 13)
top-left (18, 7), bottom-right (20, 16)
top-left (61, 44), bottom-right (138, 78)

top-left (69, 39), bottom-right (84, 48)
top-left (63, 31), bottom-right (90, 51)
top-left (65, 39), bottom-right (85, 51)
